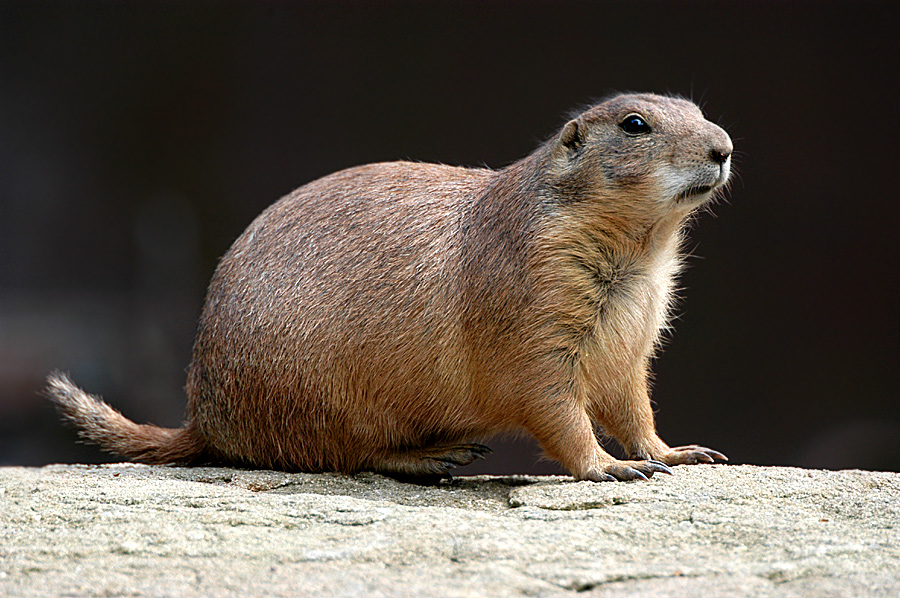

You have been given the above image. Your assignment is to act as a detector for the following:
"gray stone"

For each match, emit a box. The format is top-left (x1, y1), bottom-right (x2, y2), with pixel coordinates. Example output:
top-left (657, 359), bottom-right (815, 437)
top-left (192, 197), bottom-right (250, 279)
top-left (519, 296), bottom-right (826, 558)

top-left (1, 463), bottom-right (898, 597)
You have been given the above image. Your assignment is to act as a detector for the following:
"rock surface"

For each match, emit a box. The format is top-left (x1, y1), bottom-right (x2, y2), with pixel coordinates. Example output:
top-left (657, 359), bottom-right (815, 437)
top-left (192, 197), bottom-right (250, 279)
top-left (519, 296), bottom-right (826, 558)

top-left (1, 463), bottom-right (898, 597)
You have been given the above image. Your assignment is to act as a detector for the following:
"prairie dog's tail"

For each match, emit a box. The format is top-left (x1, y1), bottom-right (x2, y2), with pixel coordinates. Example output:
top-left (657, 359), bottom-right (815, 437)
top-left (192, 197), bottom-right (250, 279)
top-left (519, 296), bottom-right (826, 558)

top-left (44, 372), bottom-right (206, 464)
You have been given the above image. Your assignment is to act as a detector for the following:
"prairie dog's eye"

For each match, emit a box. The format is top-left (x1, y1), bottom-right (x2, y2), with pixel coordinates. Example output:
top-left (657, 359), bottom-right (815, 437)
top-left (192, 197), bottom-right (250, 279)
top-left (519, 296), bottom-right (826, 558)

top-left (620, 114), bottom-right (651, 135)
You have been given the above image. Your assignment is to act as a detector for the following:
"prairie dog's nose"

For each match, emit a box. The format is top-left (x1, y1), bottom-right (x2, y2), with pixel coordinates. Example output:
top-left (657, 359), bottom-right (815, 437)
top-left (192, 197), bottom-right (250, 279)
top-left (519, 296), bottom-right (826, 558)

top-left (710, 147), bottom-right (732, 165)
top-left (709, 130), bottom-right (733, 165)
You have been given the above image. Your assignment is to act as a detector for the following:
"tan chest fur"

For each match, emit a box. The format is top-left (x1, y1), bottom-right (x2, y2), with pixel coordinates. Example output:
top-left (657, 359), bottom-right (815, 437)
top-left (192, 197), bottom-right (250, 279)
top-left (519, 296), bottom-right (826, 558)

top-left (574, 230), bottom-right (682, 407)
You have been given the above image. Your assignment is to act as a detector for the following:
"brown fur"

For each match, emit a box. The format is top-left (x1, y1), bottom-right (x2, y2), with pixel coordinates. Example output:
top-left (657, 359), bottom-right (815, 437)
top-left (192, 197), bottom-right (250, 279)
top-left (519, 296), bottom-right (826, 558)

top-left (47, 93), bottom-right (732, 481)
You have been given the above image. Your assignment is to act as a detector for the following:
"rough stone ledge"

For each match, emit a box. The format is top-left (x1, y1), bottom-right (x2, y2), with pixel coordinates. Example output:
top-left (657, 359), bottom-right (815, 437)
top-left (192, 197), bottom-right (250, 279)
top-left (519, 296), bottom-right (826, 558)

top-left (1, 463), bottom-right (898, 597)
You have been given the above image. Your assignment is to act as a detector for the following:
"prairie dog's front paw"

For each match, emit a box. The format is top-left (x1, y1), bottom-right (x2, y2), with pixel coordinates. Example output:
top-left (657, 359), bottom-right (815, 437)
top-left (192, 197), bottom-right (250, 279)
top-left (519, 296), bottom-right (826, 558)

top-left (650, 445), bottom-right (728, 466)
top-left (580, 459), bottom-right (673, 482)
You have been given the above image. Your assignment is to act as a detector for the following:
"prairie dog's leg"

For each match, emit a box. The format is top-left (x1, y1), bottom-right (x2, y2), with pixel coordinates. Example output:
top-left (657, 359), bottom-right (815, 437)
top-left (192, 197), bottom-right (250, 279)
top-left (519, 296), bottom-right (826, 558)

top-left (368, 443), bottom-right (493, 480)
top-left (523, 396), bottom-right (670, 482)
top-left (590, 365), bottom-right (727, 466)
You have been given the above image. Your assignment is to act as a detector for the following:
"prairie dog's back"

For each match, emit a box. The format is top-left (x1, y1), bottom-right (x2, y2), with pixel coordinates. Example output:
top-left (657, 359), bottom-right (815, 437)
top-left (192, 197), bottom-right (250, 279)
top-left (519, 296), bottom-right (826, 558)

top-left (186, 161), bottom-right (496, 468)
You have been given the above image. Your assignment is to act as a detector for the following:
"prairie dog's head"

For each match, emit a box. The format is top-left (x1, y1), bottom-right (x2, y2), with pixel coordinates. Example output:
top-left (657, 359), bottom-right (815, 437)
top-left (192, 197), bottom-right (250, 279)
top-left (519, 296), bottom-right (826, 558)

top-left (550, 93), bottom-right (732, 214)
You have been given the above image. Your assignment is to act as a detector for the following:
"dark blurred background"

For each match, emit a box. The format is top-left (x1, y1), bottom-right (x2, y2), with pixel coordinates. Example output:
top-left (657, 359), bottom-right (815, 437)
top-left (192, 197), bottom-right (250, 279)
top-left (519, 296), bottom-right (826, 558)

top-left (2, 1), bottom-right (898, 475)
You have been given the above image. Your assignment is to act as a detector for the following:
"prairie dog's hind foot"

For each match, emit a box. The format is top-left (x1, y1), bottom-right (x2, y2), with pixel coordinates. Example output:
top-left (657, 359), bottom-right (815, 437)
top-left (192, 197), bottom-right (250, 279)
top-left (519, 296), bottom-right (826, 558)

top-left (370, 443), bottom-right (492, 482)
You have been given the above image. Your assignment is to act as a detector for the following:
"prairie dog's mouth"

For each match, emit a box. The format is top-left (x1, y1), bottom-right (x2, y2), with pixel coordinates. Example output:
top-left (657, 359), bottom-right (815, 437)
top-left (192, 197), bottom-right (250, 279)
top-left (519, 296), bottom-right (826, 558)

top-left (668, 159), bottom-right (730, 203)
top-left (676, 184), bottom-right (714, 201)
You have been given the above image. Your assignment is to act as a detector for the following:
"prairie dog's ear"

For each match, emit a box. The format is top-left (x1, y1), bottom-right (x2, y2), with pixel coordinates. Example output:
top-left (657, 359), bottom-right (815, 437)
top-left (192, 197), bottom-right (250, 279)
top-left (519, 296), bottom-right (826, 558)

top-left (553, 119), bottom-right (583, 162)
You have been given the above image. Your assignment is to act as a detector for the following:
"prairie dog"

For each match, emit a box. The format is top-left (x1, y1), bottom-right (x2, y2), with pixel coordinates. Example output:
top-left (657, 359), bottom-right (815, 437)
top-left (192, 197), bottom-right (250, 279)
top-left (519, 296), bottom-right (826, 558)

top-left (48, 93), bottom-right (731, 482)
